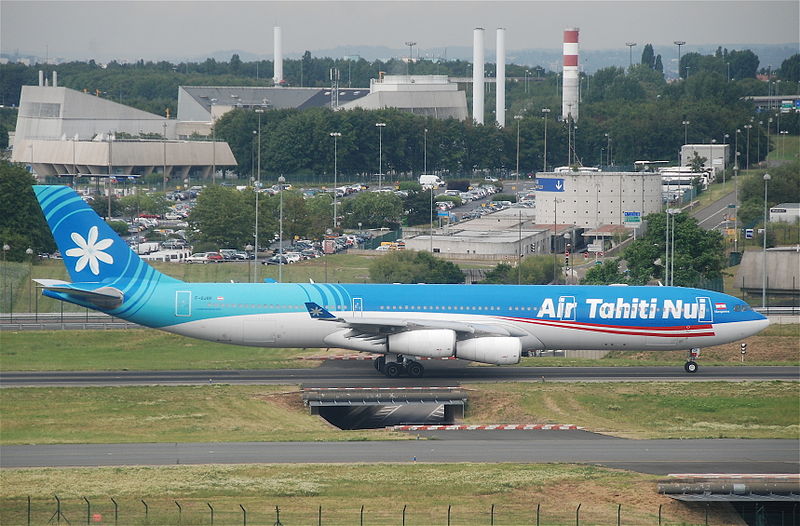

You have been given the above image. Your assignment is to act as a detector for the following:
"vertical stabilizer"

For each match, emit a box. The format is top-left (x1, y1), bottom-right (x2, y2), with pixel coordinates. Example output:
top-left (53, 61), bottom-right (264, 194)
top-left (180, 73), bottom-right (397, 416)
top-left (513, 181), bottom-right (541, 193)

top-left (33, 185), bottom-right (181, 285)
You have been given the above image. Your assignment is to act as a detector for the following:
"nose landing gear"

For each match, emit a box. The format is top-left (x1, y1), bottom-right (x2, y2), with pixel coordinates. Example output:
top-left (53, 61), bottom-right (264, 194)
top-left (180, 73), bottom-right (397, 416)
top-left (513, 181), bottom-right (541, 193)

top-left (684, 348), bottom-right (700, 373)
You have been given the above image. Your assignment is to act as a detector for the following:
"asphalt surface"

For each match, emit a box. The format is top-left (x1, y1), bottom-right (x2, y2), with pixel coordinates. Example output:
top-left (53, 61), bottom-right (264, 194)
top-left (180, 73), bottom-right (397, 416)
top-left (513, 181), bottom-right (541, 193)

top-left (691, 189), bottom-right (738, 232)
top-left (2, 361), bottom-right (798, 387)
top-left (2, 436), bottom-right (796, 475)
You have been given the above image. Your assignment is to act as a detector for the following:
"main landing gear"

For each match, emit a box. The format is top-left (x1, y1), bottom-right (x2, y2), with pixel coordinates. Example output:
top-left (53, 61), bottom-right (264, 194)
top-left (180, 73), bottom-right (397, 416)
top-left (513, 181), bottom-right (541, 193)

top-left (684, 348), bottom-right (700, 373)
top-left (374, 354), bottom-right (425, 378)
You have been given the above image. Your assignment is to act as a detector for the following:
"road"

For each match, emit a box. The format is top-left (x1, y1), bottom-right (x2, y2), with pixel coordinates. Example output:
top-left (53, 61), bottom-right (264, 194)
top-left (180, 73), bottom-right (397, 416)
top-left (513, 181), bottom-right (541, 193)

top-left (691, 190), bottom-right (738, 232)
top-left (2, 436), bottom-right (796, 474)
top-left (2, 361), bottom-right (798, 387)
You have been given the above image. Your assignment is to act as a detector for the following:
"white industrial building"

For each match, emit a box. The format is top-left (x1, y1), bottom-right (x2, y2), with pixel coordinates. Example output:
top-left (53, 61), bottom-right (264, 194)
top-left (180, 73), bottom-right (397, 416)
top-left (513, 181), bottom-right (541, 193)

top-left (680, 144), bottom-right (730, 178)
top-left (10, 78), bottom-right (236, 180)
top-left (534, 170), bottom-right (662, 229)
top-left (770, 203), bottom-right (800, 224)
top-left (338, 75), bottom-right (468, 120)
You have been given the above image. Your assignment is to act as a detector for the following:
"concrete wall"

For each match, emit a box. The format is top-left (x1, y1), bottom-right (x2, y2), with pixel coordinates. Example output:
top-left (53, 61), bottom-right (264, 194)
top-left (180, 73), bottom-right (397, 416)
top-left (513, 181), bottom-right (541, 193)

top-left (735, 249), bottom-right (800, 294)
top-left (535, 171), bottom-right (661, 229)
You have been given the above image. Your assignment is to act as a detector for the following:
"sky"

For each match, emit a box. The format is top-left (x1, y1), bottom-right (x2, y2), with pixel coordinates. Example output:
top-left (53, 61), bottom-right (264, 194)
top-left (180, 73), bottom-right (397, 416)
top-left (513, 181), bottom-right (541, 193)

top-left (2, 0), bottom-right (798, 63)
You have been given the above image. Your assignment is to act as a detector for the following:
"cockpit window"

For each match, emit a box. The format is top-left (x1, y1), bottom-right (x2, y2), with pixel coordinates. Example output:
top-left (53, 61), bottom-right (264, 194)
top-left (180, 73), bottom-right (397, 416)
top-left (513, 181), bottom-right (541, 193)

top-left (733, 305), bottom-right (741, 312)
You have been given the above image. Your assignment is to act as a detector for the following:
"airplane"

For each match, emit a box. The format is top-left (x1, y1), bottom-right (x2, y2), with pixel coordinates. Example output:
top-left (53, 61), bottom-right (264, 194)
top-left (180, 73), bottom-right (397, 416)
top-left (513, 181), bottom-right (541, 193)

top-left (32, 184), bottom-right (769, 377)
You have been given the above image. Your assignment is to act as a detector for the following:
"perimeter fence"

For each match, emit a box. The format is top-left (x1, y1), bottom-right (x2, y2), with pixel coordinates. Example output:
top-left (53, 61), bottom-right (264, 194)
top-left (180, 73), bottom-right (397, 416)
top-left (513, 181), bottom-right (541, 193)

top-left (3, 496), bottom-right (786, 526)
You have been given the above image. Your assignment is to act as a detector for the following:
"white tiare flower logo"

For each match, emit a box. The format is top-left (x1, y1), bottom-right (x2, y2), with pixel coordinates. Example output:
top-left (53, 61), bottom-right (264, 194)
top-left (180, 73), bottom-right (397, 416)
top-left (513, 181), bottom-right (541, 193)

top-left (65, 226), bottom-right (114, 275)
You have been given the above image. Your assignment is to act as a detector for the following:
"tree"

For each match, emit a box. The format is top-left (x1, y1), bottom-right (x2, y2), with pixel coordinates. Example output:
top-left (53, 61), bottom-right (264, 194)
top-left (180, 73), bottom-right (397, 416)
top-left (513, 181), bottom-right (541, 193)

top-left (641, 44), bottom-right (655, 69)
top-left (341, 192), bottom-right (403, 229)
top-left (0, 161), bottom-right (56, 260)
top-left (369, 251), bottom-right (464, 284)
top-left (580, 259), bottom-right (629, 285)
top-left (654, 54), bottom-right (663, 73)
top-left (779, 53), bottom-right (800, 82)
top-left (622, 212), bottom-right (726, 287)
top-left (188, 185), bottom-right (254, 248)
top-left (688, 151), bottom-right (707, 172)
top-left (481, 256), bottom-right (555, 284)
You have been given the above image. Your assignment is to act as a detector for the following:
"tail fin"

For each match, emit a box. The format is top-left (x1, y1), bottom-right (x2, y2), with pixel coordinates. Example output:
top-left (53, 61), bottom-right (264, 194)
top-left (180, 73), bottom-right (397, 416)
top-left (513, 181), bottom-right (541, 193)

top-left (33, 185), bottom-right (181, 285)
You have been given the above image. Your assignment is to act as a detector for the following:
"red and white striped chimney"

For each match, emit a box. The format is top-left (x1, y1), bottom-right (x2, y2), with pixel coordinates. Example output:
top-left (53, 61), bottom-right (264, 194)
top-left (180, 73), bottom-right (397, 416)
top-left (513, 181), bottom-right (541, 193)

top-left (562, 27), bottom-right (579, 122)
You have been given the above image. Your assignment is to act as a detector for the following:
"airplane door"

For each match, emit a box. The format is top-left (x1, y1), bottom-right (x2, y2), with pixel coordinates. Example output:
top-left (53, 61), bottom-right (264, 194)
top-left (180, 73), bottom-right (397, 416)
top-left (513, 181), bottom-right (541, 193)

top-left (559, 296), bottom-right (576, 321)
top-left (175, 291), bottom-right (191, 317)
top-left (352, 297), bottom-right (364, 317)
top-left (697, 297), bottom-right (713, 323)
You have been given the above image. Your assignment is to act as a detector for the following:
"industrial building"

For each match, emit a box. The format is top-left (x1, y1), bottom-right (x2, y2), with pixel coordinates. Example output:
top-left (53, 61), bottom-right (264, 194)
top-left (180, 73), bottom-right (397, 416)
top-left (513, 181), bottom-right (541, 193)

top-left (680, 144), bottom-right (730, 178)
top-left (10, 76), bottom-right (236, 180)
top-left (534, 170), bottom-right (662, 230)
top-left (338, 75), bottom-right (468, 120)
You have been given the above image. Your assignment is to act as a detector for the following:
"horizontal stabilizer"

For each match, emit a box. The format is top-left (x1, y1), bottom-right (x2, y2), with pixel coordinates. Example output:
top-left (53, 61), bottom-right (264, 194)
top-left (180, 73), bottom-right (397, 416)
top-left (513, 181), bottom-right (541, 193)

top-left (34, 279), bottom-right (124, 309)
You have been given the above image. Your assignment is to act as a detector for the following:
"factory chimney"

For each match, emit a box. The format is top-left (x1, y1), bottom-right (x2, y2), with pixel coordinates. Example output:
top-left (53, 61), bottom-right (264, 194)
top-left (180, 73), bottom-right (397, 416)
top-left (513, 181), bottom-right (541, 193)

top-left (562, 27), bottom-right (580, 122)
top-left (496, 28), bottom-right (506, 127)
top-left (273, 26), bottom-right (283, 85)
top-left (472, 27), bottom-right (485, 125)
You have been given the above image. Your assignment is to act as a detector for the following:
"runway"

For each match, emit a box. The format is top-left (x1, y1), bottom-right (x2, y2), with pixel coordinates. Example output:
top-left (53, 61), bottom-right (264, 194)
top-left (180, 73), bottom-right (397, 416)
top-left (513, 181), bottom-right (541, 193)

top-left (2, 361), bottom-right (798, 387)
top-left (2, 434), bottom-right (797, 475)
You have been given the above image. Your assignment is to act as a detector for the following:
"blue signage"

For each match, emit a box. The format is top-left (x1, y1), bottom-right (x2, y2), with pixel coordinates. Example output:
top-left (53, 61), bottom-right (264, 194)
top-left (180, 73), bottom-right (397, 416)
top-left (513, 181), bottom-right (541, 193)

top-left (534, 178), bottom-right (565, 192)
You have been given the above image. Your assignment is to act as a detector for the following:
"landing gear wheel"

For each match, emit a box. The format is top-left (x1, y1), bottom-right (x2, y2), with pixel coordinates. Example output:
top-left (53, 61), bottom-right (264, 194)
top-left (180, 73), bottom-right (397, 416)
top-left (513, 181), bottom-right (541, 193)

top-left (406, 361), bottom-right (425, 378)
top-left (374, 355), bottom-right (386, 373)
top-left (684, 361), bottom-right (698, 373)
top-left (384, 362), bottom-right (402, 378)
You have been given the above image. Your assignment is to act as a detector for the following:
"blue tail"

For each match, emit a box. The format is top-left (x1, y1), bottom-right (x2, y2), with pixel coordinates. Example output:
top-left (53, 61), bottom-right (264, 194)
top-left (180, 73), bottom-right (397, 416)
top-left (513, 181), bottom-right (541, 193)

top-left (33, 185), bottom-right (181, 286)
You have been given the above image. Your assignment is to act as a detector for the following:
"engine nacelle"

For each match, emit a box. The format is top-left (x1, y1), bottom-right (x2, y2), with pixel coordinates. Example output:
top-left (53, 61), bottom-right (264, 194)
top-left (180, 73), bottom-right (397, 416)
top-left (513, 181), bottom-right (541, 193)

top-left (456, 337), bottom-right (521, 365)
top-left (388, 329), bottom-right (455, 358)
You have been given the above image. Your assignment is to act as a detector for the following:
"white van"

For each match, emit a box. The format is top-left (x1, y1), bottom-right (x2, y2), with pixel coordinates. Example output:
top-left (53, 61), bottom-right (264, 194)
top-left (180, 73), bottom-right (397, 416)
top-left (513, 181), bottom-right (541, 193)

top-left (419, 174), bottom-right (444, 188)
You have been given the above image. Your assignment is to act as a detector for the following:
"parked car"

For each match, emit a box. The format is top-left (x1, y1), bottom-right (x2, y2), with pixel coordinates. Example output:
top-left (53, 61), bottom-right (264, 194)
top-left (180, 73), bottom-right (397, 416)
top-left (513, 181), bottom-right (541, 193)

top-left (264, 255), bottom-right (289, 265)
top-left (187, 252), bottom-right (223, 263)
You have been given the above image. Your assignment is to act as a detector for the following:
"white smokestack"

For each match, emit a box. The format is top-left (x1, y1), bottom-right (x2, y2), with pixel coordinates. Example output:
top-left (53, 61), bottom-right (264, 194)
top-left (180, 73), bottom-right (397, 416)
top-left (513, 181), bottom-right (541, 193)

top-left (52, 71), bottom-right (57, 88)
top-left (273, 26), bottom-right (283, 85)
top-left (496, 28), bottom-right (506, 128)
top-left (39, 70), bottom-right (44, 86)
top-left (472, 27), bottom-right (485, 125)
top-left (562, 27), bottom-right (580, 122)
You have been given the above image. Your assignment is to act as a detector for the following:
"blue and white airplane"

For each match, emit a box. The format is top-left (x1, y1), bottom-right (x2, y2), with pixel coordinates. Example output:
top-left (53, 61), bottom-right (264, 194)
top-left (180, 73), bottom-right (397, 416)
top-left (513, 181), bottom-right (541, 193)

top-left (33, 185), bottom-right (769, 377)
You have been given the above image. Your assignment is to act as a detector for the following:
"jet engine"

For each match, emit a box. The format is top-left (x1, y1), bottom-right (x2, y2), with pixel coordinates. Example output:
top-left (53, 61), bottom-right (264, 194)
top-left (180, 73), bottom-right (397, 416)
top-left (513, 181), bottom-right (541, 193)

top-left (388, 329), bottom-right (456, 358)
top-left (456, 337), bottom-right (521, 365)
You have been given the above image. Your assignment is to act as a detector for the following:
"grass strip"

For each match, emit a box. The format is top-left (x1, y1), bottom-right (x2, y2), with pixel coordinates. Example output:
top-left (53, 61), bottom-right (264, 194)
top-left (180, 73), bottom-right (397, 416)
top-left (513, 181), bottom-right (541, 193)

top-left (464, 381), bottom-right (800, 439)
top-left (0, 463), bottom-right (731, 526)
top-left (1, 382), bottom-right (797, 445)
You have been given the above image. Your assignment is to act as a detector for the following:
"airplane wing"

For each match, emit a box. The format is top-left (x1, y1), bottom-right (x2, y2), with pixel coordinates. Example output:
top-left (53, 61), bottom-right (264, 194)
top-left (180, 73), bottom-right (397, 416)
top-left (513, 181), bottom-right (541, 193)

top-left (303, 302), bottom-right (525, 337)
top-left (34, 279), bottom-right (124, 309)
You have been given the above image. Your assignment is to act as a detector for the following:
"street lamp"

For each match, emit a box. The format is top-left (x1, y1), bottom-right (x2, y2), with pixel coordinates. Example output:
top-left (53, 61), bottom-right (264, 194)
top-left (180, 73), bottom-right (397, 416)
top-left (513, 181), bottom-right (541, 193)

top-left (604, 132), bottom-right (612, 166)
top-left (682, 120), bottom-right (690, 145)
top-left (625, 42), bottom-right (637, 69)
top-left (2, 244), bottom-right (9, 315)
top-left (524, 70), bottom-right (530, 93)
top-left (254, 108), bottom-right (265, 281)
top-left (245, 244), bottom-right (253, 282)
top-left (375, 123), bottom-right (386, 189)
top-left (278, 174), bottom-right (286, 283)
top-left (762, 172), bottom-right (771, 308)
top-left (722, 133), bottom-right (730, 184)
top-left (330, 132), bottom-right (342, 229)
top-left (423, 127), bottom-right (428, 174)
top-left (404, 41), bottom-right (416, 76)
top-left (541, 108), bottom-right (550, 171)
top-left (744, 124), bottom-right (753, 170)
top-left (162, 122), bottom-right (167, 194)
top-left (25, 248), bottom-right (33, 311)
top-left (674, 40), bottom-right (686, 79)
top-left (514, 114), bottom-right (523, 184)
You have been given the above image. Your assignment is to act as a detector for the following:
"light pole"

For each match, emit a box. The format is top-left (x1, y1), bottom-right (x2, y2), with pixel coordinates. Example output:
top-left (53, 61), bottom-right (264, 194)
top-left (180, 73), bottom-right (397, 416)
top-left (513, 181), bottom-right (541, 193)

top-left (375, 122), bottom-right (386, 189)
top-left (423, 127), bottom-right (428, 174)
top-left (26, 248), bottom-right (33, 311)
top-left (404, 41), bottom-right (416, 76)
top-left (162, 122), bottom-right (167, 194)
top-left (330, 132), bottom-right (341, 229)
top-left (674, 40), bottom-right (686, 79)
top-left (762, 173), bottom-right (771, 308)
top-left (2, 244), bottom-right (9, 314)
top-left (245, 244), bottom-right (253, 282)
top-left (254, 108), bottom-right (264, 282)
top-left (723, 133), bottom-right (729, 184)
top-left (625, 42), bottom-right (637, 69)
top-left (710, 138), bottom-right (717, 177)
top-left (278, 174), bottom-right (285, 283)
top-left (605, 132), bottom-right (611, 166)
top-left (541, 108), bottom-right (550, 171)
top-left (744, 124), bottom-right (753, 170)
top-left (514, 114), bottom-right (523, 182)
top-left (210, 98), bottom-right (217, 185)
top-left (682, 120), bottom-right (690, 145)
top-left (779, 130), bottom-right (788, 160)
top-left (524, 70), bottom-right (530, 93)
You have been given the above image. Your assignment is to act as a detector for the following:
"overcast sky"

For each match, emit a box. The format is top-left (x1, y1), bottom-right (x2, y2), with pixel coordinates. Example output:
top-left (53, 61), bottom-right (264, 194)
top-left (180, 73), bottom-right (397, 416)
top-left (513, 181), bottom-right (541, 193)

top-left (2, 0), bottom-right (798, 62)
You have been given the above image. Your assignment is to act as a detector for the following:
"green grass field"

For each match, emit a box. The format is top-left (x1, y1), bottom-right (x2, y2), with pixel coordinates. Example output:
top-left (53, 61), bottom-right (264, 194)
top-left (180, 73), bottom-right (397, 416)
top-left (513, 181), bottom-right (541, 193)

top-left (1, 463), bottom-right (721, 526)
top-left (2, 381), bottom-right (796, 444)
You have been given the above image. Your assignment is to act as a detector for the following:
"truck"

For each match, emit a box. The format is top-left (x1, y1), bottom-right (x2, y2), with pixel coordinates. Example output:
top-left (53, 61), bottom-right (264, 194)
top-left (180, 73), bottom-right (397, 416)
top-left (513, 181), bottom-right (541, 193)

top-left (419, 174), bottom-right (444, 188)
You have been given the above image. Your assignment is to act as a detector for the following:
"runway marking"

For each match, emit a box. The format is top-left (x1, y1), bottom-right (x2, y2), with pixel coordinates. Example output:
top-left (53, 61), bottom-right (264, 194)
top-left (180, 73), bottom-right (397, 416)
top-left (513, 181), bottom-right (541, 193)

top-left (300, 355), bottom-right (457, 360)
top-left (667, 473), bottom-right (799, 479)
top-left (393, 424), bottom-right (582, 431)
